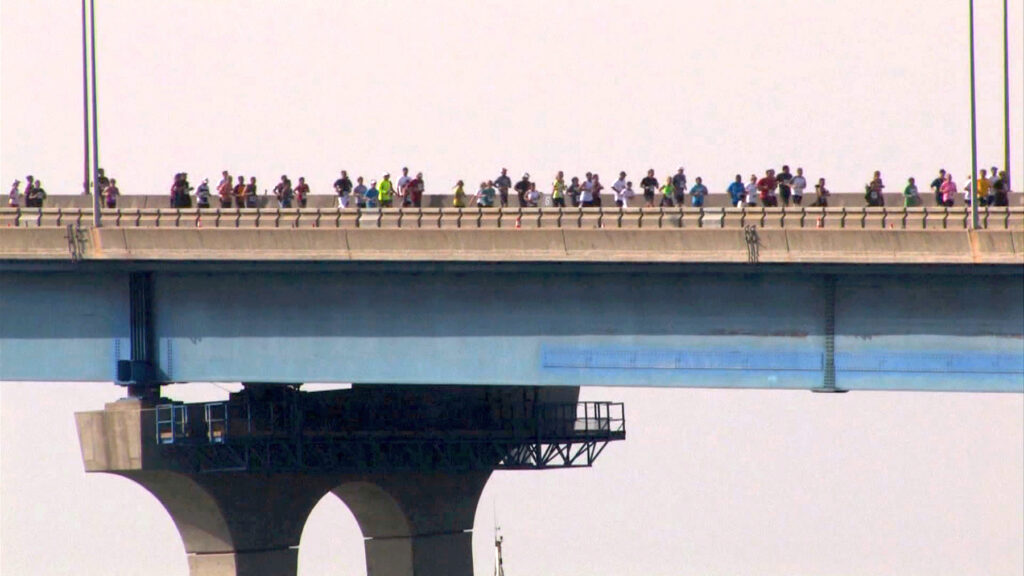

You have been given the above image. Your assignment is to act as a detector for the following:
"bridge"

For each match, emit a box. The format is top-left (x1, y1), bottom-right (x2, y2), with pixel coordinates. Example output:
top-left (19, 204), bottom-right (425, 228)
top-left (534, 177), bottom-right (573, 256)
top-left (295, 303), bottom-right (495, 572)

top-left (2, 206), bottom-right (1022, 576)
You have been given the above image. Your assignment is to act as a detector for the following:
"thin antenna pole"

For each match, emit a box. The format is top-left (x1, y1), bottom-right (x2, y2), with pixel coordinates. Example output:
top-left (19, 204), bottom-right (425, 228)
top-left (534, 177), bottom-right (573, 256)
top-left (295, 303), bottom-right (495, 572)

top-left (970, 0), bottom-right (978, 228)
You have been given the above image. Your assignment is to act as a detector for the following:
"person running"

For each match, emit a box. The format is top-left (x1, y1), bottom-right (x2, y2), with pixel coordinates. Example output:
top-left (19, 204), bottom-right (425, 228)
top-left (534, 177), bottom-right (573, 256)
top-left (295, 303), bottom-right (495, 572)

top-left (865, 170), bottom-right (885, 207)
top-left (580, 174), bottom-right (595, 207)
top-left (103, 179), bottom-right (120, 208)
top-left (930, 169), bottom-right (947, 206)
top-left (967, 169), bottom-right (990, 206)
top-left (991, 171), bottom-right (1009, 206)
top-left (406, 172), bottom-right (425, 208)
top-left (365, 180), bottom-right (379, 208)
top-left (353, 177), bottom-right (368, 208)
top-left (273, 175), bottom-right (293, 208)
top-left (591, 174), bottom-right (604, 207)
top-left (334, 170), bottom-right (353, 208)
top-left (245, 177), bottom-right (258, 208)
top-left (903, 177), bottom-right (922, 207)
top-left (476, 181), bottom-right (496, 207)
top-left (453, 180), bottom-right (467, 208)
top-left (791, 168), bottom-right (807, 206)
top-left (777, 165), bottom-right (793, 206)
top-left (640, 169), bottom-right (658, 207)
top-left (397, 167), bottom-right (411, 206)
top-left (494, 168), bottom-right (512, 207)
top-left (26, 178), bottom-right (46, 208)
top-left (233, 176), bottom-right (247, 208)
top-left (659, 176), bottom-right (675, 207)
top-left (612, 178), bottom-right (629, 207)
top-left (689, 177), bottom-right (708, 207)
top-left (671, 168), bottom-right (687, 207)
top-left (812, 178), bottom-right (830, 207)
top-left (552, 172), bottom-right (566, 207)
top-left (611, 172), bottom-right (627, 205)
top-left (219, 174), bottom-right (236, 208)
top-left (378, 174), bottom-right (395, 207)
top-left (523, 183), bottom-right (541, 207)
top-left (939, 173), bottom-right (957, 207)
top-left (8, 180), bottom-right (19, 207)
top-left (727, 175), bottom-right (745, 207)
top-left (195, 179), bottom-right (211, 208)
top-left (567, 176), bottom-right (581, 207)
top-left (757, 169), bottom-right (778, 207)
top-left (294, 177), bottom-right (310, 208)
top-left (744, 174), bottom-right (758, 207)
top-left (514, 173), bottom-right (532, 207)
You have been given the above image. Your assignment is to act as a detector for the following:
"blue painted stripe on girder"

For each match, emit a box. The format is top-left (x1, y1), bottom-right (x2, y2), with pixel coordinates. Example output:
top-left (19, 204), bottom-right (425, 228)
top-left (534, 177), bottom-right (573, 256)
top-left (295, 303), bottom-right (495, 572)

top-left (542, 348), bottom-right (825, 372)
top-left (836, 352), bottom-right (1024, 375)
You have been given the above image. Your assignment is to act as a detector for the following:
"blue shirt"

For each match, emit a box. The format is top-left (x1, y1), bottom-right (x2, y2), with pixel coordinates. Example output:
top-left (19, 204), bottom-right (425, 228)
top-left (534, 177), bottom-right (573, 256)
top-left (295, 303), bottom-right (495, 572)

top-left (727, 181), bottom-right (745, 200)
top-left (690, 184), bottom-right (708, 197)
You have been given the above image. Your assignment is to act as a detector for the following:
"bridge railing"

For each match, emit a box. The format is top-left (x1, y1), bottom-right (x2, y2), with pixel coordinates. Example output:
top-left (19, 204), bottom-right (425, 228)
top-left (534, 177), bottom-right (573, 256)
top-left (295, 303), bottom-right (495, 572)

top-left (2, 206), bottom-right (1021, 230)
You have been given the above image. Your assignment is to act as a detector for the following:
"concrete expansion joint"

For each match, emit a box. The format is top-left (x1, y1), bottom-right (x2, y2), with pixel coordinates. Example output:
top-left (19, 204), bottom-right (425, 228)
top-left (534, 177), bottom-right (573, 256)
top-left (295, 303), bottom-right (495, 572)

top-left (368, 529), bottom-right (473, 542)
top-left (191, 547), bottom-right (296, 556)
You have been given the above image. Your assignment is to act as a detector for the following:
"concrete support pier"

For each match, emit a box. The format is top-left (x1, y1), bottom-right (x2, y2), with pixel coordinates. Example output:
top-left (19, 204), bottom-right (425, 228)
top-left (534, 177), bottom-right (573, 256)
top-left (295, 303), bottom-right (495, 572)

top-left (76, 398), bottom-right (336, 576)
top-left (334, 472), bottom-right (490, 576)
top-left (75, 385), bottom-right (619, 576)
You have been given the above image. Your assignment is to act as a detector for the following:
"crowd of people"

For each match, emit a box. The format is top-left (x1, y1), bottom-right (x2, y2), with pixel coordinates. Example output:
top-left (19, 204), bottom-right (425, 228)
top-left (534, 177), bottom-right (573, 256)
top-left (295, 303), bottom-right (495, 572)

top-left (6, 164), bottom-right (1014, 210)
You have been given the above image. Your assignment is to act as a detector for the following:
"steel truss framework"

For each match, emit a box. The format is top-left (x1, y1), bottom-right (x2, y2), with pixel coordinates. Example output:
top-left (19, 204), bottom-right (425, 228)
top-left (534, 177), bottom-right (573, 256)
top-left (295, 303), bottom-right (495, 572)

top-left (160, 435), bottom-right (620, 474)
top-left (156, 400), bottom-right (625, 474)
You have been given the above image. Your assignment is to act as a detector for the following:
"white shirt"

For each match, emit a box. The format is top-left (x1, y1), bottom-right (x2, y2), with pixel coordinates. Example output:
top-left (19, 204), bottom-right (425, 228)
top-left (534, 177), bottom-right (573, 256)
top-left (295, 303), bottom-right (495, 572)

top-left (611, 178), bottom-right (626, 194)
top-left (791, 175), bottom-right (807, 196)
top-left (526, 188), bottom-right (540, 204)
top-left (613, 185), bottom-right (630, 205)
top-left (745, 182), bottom-right (758, 204)
top-left (581, 181), bottom-right (594, 202)
top-left (397, 175), bottom-right (411, 195)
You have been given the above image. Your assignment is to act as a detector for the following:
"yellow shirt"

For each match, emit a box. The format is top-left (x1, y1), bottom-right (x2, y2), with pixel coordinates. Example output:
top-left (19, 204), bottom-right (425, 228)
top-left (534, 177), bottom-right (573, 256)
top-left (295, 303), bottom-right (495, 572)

top-left (977, 178), bottom-right (990, 198)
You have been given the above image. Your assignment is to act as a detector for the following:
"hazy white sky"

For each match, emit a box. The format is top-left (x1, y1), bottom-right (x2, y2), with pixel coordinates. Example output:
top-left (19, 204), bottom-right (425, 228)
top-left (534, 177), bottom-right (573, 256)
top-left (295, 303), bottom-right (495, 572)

top-left (1, 0), bottom-right (1022, 195)
top-left (2, 1), bottom-right (1023, 575)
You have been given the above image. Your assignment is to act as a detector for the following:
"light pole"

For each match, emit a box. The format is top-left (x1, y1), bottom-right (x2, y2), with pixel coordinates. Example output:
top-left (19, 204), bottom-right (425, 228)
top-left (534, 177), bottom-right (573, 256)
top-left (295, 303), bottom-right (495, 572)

top-left (81, 0), bottom-right (91, 202)
top-left (1003, 0), bottom-right (1011, 189)
top-left (89, 0), bottom-right (101, 226)
top-left (966, 0), bottom-right (974, 228)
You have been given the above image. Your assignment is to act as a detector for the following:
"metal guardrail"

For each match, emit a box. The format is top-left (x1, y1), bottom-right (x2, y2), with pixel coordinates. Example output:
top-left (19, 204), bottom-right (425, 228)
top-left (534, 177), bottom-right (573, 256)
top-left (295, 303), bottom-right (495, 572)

top-left (2, 206), bottom-right (1022, 230)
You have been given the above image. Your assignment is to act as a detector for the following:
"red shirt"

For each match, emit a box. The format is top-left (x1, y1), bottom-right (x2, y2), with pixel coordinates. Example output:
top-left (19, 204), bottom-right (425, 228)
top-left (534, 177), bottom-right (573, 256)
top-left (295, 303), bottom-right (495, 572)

top-left (756, 176), bottom-right (777, 200)
top-left (295, 183), bottom-right (309, 200)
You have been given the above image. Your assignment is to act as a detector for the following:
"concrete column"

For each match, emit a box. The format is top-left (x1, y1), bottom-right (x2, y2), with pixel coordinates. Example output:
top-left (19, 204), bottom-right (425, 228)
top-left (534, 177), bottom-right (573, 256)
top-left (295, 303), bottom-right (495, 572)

top-left (76, 400), bottom-right (335, 576)
top-left (119, 471), bottom-right (334, 576)
top-left (334, 472), bottom-right (492, 576)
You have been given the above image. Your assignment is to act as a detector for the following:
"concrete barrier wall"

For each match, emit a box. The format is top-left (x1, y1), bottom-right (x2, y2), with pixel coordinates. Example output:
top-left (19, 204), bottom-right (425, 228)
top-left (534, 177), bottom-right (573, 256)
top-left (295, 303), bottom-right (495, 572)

top-left (2, 227), bottom-right (1021, 265)
top-left (27, 191), bottom-right (1024, 210)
